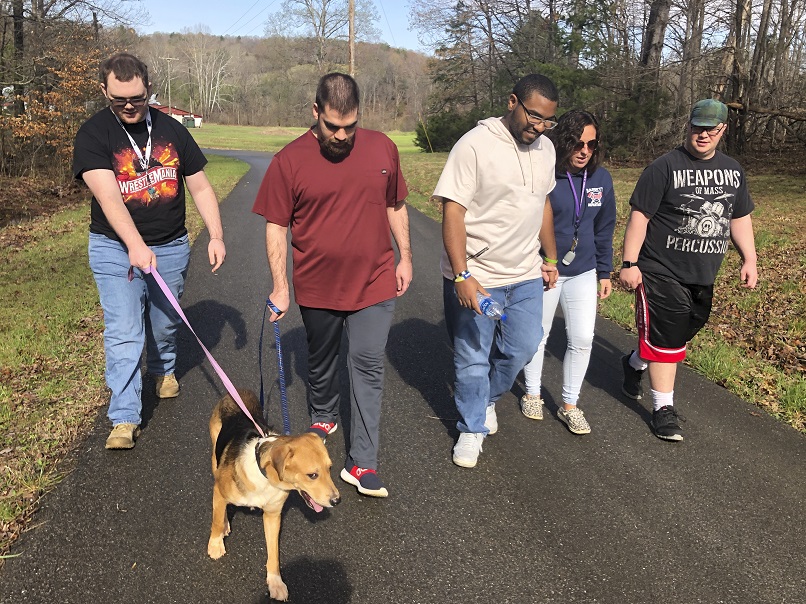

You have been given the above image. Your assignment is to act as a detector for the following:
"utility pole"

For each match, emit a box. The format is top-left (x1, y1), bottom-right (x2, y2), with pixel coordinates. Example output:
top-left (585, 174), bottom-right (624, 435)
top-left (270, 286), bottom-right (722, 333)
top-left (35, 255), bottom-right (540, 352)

top-left (348, 0), bottom-right (355, 77)
top-left (160, 57), bottom-right (179, 118)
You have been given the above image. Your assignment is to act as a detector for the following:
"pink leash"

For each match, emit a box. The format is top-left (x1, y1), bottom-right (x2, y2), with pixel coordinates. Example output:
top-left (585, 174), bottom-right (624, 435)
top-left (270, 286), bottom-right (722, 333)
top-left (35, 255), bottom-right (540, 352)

top-left (130, 265), bottom-right (267, 438)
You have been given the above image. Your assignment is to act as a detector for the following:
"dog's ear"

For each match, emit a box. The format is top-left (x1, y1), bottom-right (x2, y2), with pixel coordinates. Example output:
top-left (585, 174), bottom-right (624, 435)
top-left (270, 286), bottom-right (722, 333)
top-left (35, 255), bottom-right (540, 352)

top-left (270, 441), bottom-right (295, 482)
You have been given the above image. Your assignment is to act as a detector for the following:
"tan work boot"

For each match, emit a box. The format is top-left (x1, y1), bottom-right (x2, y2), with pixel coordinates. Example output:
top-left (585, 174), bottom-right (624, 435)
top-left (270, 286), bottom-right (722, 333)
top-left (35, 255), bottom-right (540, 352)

top-left (155, 373), bottom-right (180, 398)
top-left (105, 423), bottom-right (141, 449)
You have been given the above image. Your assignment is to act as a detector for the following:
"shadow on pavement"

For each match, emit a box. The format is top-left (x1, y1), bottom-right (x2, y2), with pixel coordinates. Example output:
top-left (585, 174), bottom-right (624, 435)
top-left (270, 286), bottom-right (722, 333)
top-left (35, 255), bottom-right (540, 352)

top-left (386, 317), bottom-right (457, 435)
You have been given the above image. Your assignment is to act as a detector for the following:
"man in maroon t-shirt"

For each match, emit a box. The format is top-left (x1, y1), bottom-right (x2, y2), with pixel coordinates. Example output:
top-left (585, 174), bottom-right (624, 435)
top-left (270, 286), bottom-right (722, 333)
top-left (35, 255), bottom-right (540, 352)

top-left (252, 73), bottom-right (412, 498)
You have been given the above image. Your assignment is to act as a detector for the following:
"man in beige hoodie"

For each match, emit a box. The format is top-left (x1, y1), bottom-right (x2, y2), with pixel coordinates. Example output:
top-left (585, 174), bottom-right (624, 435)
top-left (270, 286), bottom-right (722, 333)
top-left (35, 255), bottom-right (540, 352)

top-left (436, 74), bottom-right (559, 468)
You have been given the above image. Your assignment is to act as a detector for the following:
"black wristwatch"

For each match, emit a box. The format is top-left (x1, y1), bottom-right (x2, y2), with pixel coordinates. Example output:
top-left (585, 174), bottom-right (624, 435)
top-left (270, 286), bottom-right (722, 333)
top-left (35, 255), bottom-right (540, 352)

top-left (621, 261), bottom-right (637, 269)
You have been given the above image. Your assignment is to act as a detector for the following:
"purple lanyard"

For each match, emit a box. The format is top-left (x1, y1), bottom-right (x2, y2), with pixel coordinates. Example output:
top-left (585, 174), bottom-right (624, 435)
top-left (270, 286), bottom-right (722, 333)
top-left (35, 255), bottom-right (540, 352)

top-left (566, 169), bottom-right (587, 235)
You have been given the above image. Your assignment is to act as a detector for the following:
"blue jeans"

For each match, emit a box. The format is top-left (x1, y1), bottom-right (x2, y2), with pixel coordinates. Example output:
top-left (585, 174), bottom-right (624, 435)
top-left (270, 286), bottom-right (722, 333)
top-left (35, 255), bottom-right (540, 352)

top-left (89, 233), bottom-right (190, 426)
top-left (443, 278), bottom-right (543, 434)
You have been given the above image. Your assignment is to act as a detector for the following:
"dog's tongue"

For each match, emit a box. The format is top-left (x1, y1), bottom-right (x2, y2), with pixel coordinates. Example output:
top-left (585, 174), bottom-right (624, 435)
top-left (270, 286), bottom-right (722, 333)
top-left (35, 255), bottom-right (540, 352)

top-left (302, 491), bottom-right (324, 513)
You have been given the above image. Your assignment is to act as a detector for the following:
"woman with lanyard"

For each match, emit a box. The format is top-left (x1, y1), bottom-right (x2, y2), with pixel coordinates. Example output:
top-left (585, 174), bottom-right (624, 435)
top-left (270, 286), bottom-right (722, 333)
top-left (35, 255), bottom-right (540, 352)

top-left (520, 110), bottom-right (617, 435)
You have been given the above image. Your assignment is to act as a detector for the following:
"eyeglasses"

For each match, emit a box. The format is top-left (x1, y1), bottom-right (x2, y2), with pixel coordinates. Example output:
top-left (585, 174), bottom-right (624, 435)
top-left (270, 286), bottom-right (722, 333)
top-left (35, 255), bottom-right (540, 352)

top-left (515, 96), bottom-right (557, 129)
top-left (108, 95), bottom-right (149, 108)
top-left (572, 139), bottom-right (599, 153)
top-left (690, 124), bottom-right (725, 137)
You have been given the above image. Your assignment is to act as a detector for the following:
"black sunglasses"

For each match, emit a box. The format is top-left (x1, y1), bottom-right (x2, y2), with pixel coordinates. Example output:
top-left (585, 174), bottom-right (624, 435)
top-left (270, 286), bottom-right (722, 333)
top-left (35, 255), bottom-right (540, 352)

top-left (690, 124), bottom-right (725, 137)
top-left (572, 139), bottom-right (599, 153)
top-left (108, 95), bottom-right (149, 108)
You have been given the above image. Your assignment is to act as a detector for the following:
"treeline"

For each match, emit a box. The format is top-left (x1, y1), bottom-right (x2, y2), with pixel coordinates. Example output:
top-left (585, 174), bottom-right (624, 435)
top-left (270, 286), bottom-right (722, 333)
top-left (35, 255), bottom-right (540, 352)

top-left (136, 34), bottom-right (432, 132)
top-left (3, 0), bottom-right (806, 179)
top-left (411, 0), bottom-right (806, 158)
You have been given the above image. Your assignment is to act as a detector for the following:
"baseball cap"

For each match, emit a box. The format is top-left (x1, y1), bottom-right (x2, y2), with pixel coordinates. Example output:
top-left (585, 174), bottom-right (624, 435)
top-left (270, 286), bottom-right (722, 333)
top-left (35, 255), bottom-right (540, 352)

top-left (690, 99), bottom-right (728, 127)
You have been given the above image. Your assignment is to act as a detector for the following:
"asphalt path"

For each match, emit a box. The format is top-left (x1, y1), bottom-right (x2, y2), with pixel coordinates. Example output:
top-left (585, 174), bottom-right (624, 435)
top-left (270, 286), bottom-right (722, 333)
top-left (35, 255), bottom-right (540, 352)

top-left (1, 150), bottom-right (804, 604)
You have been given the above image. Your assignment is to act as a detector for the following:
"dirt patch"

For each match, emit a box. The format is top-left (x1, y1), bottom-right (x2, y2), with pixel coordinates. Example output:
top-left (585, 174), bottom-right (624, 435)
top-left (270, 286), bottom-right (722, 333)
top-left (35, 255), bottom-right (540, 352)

top-left (0, 177), bottom-right (88, 229)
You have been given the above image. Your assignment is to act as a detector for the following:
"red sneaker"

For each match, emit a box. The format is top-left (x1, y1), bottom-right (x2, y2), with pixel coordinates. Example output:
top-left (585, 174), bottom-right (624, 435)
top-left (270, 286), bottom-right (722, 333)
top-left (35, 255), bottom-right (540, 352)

top-left (307, 421), bottom-right (338, 440)
top-left (340, 465), bottom-right (388, 498)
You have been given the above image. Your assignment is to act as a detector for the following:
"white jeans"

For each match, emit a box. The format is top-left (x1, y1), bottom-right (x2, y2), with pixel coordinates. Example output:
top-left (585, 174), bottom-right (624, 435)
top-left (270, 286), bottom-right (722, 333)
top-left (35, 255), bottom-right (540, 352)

top-left (522, 269), bottom-right (598, 406)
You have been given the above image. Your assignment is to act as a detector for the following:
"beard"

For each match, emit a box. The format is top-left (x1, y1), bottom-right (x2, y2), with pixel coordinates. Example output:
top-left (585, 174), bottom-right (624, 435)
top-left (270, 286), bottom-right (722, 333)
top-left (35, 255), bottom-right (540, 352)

top-left (510, 123), bottom-right (541, 146)
top-left (319, 136), bottom-right (355, 162)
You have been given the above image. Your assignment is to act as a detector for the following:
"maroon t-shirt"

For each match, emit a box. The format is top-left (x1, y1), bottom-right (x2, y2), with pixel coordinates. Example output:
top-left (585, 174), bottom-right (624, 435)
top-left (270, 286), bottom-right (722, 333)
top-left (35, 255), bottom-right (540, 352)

top-left (252, 128), bottom-right (408, 311)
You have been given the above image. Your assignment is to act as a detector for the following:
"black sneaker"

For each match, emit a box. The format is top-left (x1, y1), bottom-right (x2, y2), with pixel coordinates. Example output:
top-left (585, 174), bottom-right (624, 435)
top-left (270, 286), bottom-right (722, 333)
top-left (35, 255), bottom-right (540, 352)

top-left (621, 351), bottom-right (645, 400)
top-left (651, 406), bottom-right (684, 442)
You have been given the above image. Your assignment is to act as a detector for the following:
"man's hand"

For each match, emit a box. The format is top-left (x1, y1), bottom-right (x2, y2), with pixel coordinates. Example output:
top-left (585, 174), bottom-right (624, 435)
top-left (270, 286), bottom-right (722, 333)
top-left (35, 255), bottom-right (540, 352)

top-left (267, 290), bottom-right (290, 322)
top-left (598, 278), bottom-right (613, 299)
top-left (740, 261), bottom-right (758, 289)
top-left (619, 266), bottom-right (642, 290)
top-left (455, 277), bottom-right (484, 314)
top-left (395, 258), bottom-right (413, 296)
top-left (541, 261), bottom-right (558, 289)
top-left (208, 238), bottom-right (226, 272)
top-left (128, 241), bottom-right (156, 271)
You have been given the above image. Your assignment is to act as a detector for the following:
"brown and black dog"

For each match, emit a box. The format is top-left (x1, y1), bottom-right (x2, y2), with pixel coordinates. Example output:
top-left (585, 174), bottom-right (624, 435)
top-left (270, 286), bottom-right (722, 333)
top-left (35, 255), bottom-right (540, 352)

top-left (208, 389), bottom-right (340, 601)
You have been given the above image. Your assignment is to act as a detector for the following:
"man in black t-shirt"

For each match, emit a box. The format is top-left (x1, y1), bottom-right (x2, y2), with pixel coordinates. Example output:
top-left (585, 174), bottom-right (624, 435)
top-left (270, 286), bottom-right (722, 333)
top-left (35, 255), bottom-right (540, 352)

top-left (73, 53), bottom-right (226, 450)
top-left (618, 99), bottom-right (758, 442)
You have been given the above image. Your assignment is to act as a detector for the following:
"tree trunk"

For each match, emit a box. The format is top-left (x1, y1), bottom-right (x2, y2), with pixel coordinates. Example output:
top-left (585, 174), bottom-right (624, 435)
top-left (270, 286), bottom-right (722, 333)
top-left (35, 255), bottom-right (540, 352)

top-left (678, 0), bottom-right (704, 113)
top-left (12, 0), bottom-right (24, 117)
top-left (640, 0), bottom-right (671, 71)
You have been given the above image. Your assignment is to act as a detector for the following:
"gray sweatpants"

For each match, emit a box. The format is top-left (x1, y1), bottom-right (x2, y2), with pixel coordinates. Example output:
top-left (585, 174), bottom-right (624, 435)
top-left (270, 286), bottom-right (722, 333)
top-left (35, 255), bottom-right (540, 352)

top-left (299, 298), bottom-right (395, 470)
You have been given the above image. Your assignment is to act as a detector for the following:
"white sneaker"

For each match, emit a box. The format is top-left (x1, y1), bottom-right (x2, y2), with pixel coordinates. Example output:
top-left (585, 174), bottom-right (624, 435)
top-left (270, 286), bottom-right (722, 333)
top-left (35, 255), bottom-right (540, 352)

top-left (484, 404), bottom-right (498, 434)
top-left (452, 433), bottom-right (484, 468)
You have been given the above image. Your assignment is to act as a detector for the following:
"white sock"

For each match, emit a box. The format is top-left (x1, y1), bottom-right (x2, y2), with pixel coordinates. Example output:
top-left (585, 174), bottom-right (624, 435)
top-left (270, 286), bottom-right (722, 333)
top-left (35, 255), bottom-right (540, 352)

top-left (651, 389), bottom-right (674, 411)
top-left (629, 351), bottom-right (648, 371)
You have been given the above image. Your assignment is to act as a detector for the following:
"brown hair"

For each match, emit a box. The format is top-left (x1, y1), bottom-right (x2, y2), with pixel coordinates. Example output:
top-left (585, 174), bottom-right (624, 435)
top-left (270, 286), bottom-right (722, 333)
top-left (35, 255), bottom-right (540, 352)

top-left (315, 73), bottom-right (360, 115)
top-left (100, 53), bottom-right (149, 87)
top-left (549, 110), bottom-right (602, 174)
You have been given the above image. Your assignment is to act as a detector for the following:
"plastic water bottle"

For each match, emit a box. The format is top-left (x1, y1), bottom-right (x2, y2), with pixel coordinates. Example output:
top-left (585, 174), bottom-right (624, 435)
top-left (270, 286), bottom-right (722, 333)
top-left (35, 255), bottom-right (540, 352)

top-left (476, 292), bottom-right (507, 321)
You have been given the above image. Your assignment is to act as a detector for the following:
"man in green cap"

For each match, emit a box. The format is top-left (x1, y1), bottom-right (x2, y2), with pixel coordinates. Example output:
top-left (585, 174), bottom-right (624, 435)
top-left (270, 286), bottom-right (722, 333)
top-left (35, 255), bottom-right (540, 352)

top-left (618, 99), bottom-right (758, 441)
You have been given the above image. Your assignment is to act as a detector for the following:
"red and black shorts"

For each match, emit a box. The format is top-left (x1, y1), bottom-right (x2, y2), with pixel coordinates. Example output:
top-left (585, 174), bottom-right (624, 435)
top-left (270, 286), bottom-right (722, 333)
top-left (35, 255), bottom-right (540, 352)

top-left (635, 271), bottom-right (713, 363)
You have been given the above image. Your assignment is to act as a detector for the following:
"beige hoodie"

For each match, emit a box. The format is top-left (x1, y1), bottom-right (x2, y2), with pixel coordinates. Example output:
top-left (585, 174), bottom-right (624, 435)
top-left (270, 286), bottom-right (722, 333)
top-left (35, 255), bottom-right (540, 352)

top-left (435, 116), bottom-right (556, 288)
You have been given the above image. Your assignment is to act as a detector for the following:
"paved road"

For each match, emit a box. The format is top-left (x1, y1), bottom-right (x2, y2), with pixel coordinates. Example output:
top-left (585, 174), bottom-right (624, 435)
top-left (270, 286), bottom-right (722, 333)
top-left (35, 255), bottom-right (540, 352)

top-left (2, 150), bottom-right (804, 604)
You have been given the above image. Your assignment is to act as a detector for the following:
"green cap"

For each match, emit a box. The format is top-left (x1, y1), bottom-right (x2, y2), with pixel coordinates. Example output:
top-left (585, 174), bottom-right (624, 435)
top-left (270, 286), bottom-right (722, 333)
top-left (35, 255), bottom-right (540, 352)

top-left (690, 99), bottom-right (728, 127)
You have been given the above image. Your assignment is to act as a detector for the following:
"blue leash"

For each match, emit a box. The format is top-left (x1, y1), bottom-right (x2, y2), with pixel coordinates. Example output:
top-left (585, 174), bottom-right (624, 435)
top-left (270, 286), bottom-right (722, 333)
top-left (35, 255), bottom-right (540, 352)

top-left (259, 299), bottom-right (291, 436)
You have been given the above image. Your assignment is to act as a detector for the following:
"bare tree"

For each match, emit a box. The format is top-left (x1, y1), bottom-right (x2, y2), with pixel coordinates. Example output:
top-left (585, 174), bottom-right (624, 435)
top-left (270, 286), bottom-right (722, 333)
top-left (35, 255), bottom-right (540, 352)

top-left (179, 30), bottom-right (231, 118)
top-left (266, 0), bottom-right (380, 72)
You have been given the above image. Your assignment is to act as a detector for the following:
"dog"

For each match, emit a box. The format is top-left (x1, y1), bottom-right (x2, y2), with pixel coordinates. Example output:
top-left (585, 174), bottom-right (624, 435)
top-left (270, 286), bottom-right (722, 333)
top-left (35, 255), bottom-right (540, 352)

top-left (207, 389), bottom-right (340, 601)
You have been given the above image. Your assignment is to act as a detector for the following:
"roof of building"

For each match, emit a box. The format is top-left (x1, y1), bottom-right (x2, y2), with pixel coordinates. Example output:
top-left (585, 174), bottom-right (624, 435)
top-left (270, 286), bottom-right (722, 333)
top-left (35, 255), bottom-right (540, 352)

top-left (149, 104), bottom-right (202, 119)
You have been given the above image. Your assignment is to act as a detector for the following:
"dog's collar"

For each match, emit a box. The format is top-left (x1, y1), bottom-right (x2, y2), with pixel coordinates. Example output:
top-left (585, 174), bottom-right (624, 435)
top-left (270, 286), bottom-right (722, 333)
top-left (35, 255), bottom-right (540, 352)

top-left (256, 439), bottom-right (270, 478)
top-left (254, 437), bottom-right (276, 478)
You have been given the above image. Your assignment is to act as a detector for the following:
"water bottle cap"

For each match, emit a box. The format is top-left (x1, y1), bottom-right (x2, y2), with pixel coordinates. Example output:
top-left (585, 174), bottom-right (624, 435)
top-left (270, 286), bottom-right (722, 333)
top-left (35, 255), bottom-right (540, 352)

top-left (500, 314), bottom-right (508, 321)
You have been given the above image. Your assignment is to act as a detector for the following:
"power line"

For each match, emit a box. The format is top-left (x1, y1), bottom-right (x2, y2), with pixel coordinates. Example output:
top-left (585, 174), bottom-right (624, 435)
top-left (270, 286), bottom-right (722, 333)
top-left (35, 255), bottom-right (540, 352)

top-left (222, 0), bottom-right (264, 35)
top-left (224, 0), bottom-right (279, 36)
top-left (377, 0), bottom-right (396, 48)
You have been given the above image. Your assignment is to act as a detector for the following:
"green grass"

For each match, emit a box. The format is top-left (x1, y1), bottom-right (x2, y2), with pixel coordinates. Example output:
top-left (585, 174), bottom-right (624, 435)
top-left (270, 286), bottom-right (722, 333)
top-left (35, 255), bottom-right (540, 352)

top-left (190, 123), bottom-right (421, 156)
top-left (190, 124), bottom-right (308, 152)
top-left (0, 155), bottom-right (248, 556)
top-left (187, 154), bottom-right (250, 236)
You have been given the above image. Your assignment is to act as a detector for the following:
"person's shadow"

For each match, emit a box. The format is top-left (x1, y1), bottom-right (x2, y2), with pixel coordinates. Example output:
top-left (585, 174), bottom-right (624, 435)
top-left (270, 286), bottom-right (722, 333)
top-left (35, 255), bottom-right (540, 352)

top-left (140, 299), bottom-right (247, 429)
top-left (386, 317), bottom-right (458, 435)
top-left (509, 314), bottom-right (653, 427)
top-left (252, 557), bottom-right (353, 604)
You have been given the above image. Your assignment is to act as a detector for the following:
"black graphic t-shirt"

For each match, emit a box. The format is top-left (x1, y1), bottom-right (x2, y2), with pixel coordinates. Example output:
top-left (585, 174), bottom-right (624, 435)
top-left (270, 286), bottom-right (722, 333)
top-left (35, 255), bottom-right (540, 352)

top-left (73, 107), bottom-right (207, 246)
top-left (629, 146), bottom-right (754, 285)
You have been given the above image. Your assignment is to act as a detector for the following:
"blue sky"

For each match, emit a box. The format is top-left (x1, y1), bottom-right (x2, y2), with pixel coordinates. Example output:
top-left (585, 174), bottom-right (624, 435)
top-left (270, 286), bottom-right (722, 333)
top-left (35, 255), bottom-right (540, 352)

top-left (135, 0), bottom-right (426, 52)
